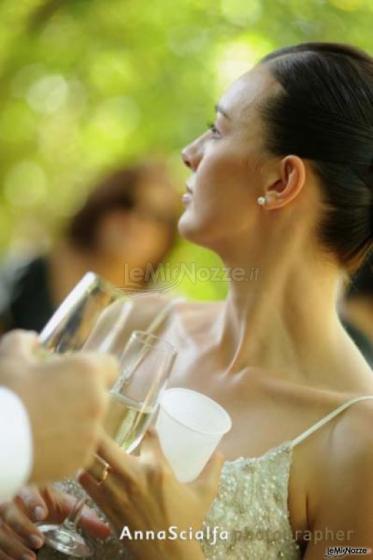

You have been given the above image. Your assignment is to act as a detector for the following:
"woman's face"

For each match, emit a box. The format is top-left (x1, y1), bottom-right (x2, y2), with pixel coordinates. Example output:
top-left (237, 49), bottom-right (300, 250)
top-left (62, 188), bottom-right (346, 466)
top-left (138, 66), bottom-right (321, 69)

top-left (179, 65), bottom-right (279, 251)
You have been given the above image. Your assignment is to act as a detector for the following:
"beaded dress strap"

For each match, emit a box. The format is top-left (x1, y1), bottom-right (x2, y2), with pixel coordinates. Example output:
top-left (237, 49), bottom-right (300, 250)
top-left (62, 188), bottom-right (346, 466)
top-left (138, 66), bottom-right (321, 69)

top-left (290, 395), bottom-right (373, 449)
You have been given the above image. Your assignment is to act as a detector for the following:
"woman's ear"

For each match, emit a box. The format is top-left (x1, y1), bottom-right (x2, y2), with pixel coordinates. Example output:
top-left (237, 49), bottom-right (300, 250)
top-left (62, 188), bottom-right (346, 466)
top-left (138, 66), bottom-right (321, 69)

top-left (264, 155), bottom-right (306, 210)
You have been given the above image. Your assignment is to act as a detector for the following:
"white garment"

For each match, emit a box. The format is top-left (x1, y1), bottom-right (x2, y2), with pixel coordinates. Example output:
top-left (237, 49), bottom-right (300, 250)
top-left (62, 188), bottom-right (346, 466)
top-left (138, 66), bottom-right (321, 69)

top-left (0, 387), bottom-right (33, 499)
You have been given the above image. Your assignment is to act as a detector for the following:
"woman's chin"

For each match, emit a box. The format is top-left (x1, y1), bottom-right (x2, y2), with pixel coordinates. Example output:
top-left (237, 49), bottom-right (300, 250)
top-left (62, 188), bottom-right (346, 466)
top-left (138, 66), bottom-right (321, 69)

top-left (178, 218), bottom-right (219, 254)
top-left (177, 213), bottom-right (204, 244)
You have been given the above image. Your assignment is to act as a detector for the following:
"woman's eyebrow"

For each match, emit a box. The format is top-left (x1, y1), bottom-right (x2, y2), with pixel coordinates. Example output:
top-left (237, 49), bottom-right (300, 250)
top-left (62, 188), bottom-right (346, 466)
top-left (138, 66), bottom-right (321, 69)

top-left (215, 104), bottom-right (231, 120)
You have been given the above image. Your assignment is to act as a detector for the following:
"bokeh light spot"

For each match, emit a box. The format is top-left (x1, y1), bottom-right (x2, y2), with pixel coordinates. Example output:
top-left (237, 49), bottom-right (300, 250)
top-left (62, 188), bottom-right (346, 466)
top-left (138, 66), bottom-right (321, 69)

top-left (4, 161), bottom-right (48, 207)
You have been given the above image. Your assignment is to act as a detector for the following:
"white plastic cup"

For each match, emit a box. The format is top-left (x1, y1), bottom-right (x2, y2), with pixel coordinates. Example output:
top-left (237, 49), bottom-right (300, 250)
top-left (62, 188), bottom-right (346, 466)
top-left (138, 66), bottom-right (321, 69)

top-left (155, 388), bottom-right (232, 483)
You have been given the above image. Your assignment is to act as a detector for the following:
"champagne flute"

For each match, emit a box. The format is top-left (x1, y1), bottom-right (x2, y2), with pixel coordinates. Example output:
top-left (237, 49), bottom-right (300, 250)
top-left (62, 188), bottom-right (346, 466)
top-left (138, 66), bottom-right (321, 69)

top-left (38, 329), bottom-right (176, 558)
top-left (39, 271), bottom-right (124, 353)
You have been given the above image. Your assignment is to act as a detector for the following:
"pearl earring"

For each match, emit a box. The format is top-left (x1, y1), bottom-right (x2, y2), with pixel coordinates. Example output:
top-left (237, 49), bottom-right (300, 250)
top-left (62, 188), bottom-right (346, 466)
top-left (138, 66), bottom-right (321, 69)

top-left (257, 196), bottom-right (267, 206)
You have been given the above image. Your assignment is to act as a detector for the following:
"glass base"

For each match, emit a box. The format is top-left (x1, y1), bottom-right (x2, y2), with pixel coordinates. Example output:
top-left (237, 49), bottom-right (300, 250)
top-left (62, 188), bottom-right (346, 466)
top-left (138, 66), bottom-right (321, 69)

top-left (38, 523), bottom-right (93, 558)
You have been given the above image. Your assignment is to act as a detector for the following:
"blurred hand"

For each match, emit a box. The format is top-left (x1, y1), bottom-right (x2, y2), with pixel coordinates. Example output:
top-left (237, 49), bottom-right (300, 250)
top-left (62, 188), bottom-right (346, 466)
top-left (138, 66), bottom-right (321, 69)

top-left (0, 485), bottom-right (111, 560)
top-left (0, 330), bottom-right (118, 483)
top-left (79, 430), bottom-right (223, 560)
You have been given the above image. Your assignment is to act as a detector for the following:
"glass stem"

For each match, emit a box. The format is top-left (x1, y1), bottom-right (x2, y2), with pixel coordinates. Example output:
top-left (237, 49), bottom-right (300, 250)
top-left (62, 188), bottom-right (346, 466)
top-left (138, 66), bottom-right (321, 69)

top-left (63, 497), bottom-right (87, 530)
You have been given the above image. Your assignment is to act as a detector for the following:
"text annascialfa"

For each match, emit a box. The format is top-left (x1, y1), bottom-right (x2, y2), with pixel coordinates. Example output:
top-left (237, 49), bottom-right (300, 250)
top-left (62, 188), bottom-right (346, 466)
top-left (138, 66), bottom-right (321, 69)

top-left (119, 526), bottom-right (228, 546)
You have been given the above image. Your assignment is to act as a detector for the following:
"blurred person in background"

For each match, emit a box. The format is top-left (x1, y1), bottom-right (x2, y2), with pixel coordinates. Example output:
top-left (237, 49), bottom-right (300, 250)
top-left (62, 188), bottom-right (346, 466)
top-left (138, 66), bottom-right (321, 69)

top-left (0, 161), bottom-right (179, 333)
top-left (340, 253), bottom-right (373, 366)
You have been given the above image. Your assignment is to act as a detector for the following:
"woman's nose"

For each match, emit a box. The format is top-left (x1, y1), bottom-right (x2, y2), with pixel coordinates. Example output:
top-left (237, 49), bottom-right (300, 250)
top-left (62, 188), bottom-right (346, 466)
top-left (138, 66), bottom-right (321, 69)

top-left (181, 141), bottom-right (201, 172)
top-left (181, 148), bottom-right (192, 169)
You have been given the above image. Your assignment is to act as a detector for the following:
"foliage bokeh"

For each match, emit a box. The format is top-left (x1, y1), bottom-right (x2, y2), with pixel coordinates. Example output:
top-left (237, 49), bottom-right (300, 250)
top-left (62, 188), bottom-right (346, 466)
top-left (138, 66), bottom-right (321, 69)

top-left (0, 0), bottom-right (372, 299)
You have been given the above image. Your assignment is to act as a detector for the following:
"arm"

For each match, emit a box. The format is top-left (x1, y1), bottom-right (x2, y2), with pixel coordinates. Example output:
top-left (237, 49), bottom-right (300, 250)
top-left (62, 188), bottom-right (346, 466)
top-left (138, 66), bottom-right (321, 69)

top-left (303, 403), bottom-right (373, 558)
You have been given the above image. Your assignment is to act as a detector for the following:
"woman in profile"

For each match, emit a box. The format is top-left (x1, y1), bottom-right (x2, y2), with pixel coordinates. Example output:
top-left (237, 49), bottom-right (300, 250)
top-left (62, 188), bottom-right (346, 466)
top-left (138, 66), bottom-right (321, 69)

top-left (1, 42), bottom-right (373, 559)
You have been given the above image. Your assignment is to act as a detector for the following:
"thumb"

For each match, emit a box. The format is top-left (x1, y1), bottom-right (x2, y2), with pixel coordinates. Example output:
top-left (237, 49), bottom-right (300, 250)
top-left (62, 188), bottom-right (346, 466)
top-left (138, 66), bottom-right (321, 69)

top-left (190, 451), bottom-right (224, 501)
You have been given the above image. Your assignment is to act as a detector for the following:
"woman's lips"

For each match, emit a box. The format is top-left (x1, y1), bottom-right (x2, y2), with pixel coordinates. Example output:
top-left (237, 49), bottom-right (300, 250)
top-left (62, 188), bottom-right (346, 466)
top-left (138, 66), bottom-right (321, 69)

top-left (182, 183), bottom-right (194, 204)
top-left (182, 192), bottom-right (193, 204)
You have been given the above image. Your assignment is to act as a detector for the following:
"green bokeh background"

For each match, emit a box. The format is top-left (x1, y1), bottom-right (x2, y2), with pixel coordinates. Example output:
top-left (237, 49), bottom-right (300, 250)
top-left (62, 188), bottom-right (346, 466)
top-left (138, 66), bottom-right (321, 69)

top-left (0, 0), bottom-right (372, 300)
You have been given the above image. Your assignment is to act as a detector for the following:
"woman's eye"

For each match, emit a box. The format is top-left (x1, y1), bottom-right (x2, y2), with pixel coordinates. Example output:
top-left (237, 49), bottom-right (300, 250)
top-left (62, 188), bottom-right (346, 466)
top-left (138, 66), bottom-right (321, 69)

top-left (207, 122), bottom-right (221, 137)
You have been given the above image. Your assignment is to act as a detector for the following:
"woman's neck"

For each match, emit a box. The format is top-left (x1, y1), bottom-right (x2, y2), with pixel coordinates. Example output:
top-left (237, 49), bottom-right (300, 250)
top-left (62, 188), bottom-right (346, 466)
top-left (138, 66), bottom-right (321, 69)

top-left (214, 242), bottom-right (368, 388)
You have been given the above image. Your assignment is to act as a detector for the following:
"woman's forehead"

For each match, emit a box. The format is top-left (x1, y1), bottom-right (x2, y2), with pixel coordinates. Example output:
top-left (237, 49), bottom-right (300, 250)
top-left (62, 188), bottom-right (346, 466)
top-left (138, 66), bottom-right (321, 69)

top-left (218, 65), bottom-right (277, 120)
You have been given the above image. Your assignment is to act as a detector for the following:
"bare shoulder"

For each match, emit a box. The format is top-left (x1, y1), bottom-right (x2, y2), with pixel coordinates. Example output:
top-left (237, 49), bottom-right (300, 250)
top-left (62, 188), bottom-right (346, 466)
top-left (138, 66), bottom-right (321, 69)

top-left (304, 395), bottom-right (373, 555)
top-left (329, 394), bottom-right (373, 465)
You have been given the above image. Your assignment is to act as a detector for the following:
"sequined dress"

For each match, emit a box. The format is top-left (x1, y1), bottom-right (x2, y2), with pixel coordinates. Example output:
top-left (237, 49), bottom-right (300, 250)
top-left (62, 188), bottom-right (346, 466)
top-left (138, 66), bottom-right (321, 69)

top-left (38, 395), bottom-right (373, 560)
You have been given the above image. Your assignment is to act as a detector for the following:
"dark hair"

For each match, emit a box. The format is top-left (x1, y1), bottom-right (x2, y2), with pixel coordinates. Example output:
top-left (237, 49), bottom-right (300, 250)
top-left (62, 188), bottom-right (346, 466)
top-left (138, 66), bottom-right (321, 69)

top-left (346, 253), bottom-right (373, 299)
top-left (66, 163), bottom-right (178, 252)
top-left (260, 42), bottom-right (373, 271)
